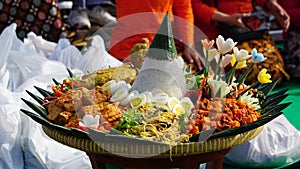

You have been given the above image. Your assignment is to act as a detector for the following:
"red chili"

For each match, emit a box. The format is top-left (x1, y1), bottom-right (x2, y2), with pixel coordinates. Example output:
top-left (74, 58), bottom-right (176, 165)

top-left (63, 81), bottom-right (73, 89)
top-left (52, 86), bottom-right (62, 97)
top-left (76, 126), bottom-right (88, 132)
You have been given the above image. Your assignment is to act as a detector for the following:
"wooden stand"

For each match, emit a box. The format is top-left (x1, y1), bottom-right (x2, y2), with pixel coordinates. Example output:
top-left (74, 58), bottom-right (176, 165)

top-left (87, 148), bottom-right (231, 169)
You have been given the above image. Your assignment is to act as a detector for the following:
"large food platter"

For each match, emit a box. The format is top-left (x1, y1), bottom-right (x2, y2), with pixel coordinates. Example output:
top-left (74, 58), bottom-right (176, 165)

top-left (20, 14), bottom-right (291, 169)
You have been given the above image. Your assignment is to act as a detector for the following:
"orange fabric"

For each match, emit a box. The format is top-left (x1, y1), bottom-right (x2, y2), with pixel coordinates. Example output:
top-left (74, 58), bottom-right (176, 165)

top-left (192, 0), bottom-right (268, 39)
top-left (109, 0), bottom-right (194, 60)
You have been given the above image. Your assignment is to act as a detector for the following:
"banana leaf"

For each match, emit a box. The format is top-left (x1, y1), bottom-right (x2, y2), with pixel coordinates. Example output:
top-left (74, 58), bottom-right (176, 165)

top-left (21, 109), bottom-right (52, 126)
top-left (21, 98), bottom-right (48, 118)
top-left (146, 13), bottom-right (177, 61)
top-left (258, 78), bottom-right (280, 96)
top-left (25, 90), bottom-right (46, 105)
top-left (70, 128), bottom-right (90, 139)
top-left (267, 89), bottom-right (289, 100)
top-left (34, 86), bottom-right (54, 97)
top-left (52, 78), bottom-right (61, 86)
top-left (21, 109), bottom-right (90, 139)
top-left (261, 94), bottom-right (289, 109)
top-left (262, 102), bottom-right (292, 115)
top-left (67, 68), bottom-right (74, 78)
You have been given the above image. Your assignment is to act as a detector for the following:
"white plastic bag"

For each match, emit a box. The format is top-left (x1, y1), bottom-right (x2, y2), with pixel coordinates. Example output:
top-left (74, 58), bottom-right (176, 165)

top-left (49, 38), bottom-right (82, 69)
top-left (18, 73), bottom-right (92, 169)
top-left (75, 35), bottom-right (122, 73)
top-left (0, 23), bottom-right (67, 91)
top-left (224, 115), bottom-right (300, 168)
top-left (0, 85), bottom-right (24, 169)
top-left (0, 24), bottom-right (16, 89)
top-left (24, 32), bottom-right (57, 58)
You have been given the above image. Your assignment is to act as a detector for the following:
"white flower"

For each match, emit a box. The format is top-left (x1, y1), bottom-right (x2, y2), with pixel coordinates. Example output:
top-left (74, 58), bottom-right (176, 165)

top-left (205, 48), bottom-right (220, 62)
top-left (221, 54), bottom-right (232, 67)
top-left (208, 78), bottom-right (231, 98)
top-left (240, 92), bottom-right (261, 110)
top-left (79, 114), bottom-right (100, 128)
top-left (216, 35), bottom-right (237, 54)
top-left (233, 47), bottom-right (251, 62)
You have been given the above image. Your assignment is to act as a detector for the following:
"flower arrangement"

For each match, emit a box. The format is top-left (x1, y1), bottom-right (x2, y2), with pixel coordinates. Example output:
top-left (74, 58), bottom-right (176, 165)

top-left (183, 35), bottom-right (275, 137)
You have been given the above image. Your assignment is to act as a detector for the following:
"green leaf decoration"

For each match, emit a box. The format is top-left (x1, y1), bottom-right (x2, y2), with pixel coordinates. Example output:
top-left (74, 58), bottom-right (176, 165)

top-left (21, 98), bottom-right (48, 118)
top-left (70, 128), bottom-right (90, 139)
top-left (21, 109), bottom-right (90, 139)
top-left (34, 86), bottom-right (54, 97)
top-left (146, 13), bottom-right (177, 61)
top-left (20, 109), bottom-right (51, 126)
top-left (52, 78), bottom-right (61, 86)
top-left (258, 78), bottom-right (280, 96)
top-left (266, 89), bottom-right (288, 100)
top-left (262, 102), bottom-right (292, 115)
top-left (261, 94), bottom-right (289, 109)
top-left (67, 68), bottom-right (74, 78)
top-left (25, 90), bottom-right (46, 105)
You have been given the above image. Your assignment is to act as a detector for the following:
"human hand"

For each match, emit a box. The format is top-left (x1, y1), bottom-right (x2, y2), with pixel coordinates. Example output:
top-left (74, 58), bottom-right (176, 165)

top-left (182, 44), bottom-right (204, 71)
top-left (212, 11), bottom-right (251, 31)
top-left (267, 0), bottom-right (290, 31)
top-left (227, 13), bottom-right (252, 31)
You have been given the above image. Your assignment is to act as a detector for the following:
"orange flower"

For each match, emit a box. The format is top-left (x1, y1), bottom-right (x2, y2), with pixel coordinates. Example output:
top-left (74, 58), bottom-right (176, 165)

top-left (201, 39), bottom-right (215, 51)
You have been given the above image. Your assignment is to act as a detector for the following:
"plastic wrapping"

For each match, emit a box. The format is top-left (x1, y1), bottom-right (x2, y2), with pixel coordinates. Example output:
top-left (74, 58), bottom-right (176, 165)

top-left (24, 32), bottom-right (57, 58)
top-left (0, 86), bottom-right (24, 169)
top-left (0, 24), bottom-right (67, 91)
top-left (0, 24), bottom-right (92, 169)
top-left (16, 74), bottom-right (92, 169)
top-left (49, 38), bottom-right (82, 69)
top-left (75, 35), bottom-right (122, 73)
top-left (224, 115), bottom-right (300, 168)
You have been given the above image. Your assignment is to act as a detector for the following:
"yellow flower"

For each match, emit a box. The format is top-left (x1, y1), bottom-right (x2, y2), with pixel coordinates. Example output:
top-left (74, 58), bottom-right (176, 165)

top-left (202, 39), bottom-right (215, 51)
top-left (231, 55), bottom-right (247, 69)
top-left (258, 68), bottom-right (272, 83)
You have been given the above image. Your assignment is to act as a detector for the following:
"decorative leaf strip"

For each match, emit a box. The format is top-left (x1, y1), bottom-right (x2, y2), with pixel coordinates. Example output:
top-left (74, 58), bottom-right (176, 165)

top-left (34, 86), bottom-right (54, 97)
top-left (52, 78), bottom-right (61, 86)
top-left (261, 94), bottom-right (289, 109)
top-left (262, 102), bottom-right (292, 115)
top-left (266, 89), bottom-right (289, 100)
top-left (258, 78), bottom-right (280, 96)
top-left (25, 90), bottom-right (46, 105)
top-left (20, 109), bottom-right (51, 126)
top-left (67, 68), bottom-right (74, 78)
top-left (21, 98), bottom-right (48, 118)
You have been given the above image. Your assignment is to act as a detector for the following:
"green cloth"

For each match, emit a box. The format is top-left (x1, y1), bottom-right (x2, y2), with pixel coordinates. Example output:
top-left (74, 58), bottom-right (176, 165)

top-left (276, 81), bottom-right (300, 130)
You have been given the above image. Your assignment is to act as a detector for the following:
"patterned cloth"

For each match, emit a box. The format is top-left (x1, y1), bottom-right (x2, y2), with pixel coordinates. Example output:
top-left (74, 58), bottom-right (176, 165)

top-left (0, 0), bottom-right (64, 42)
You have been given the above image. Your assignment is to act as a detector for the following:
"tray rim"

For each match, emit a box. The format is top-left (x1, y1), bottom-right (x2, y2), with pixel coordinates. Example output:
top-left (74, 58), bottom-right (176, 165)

top-left (42, 125), bottom-right (263, 158)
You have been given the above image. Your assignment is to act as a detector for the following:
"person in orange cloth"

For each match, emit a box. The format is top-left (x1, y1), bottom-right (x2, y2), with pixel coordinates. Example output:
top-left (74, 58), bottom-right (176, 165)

top-left (191, 0), bottom-right (290, 40)
top-left (108, 0), bottom-right (203, 70)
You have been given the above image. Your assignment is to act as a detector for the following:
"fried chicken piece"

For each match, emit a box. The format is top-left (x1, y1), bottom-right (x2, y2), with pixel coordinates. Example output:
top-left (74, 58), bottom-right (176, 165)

top-left (58, 111), bottom-right (74, 126)
top-left (130, 38), bottom-right (150, 69)
top-left (47, 100), bottom-right (65, 122)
